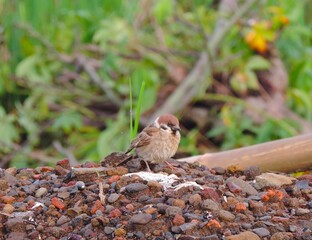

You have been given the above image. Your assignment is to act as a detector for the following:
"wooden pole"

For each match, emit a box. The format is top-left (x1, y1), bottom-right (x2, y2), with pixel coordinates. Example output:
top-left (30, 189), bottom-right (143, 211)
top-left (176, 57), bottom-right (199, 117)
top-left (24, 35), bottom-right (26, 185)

top-left (177, 133), bottom-right (312, 173)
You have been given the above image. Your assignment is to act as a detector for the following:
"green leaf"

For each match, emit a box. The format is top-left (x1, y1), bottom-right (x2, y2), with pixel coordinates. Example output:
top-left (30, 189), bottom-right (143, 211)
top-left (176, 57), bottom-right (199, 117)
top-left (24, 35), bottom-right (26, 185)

top-left (97, 111), bottom-right (128, 158)
top-left (0, 107), bottom-right (19, 147)
top-left (153, 0), bottom-right (174, 24)
top-left (52, 111), bottom-right (83, 133)
top-left (245, 56), bottom-right (271, 70)
top-left (245, 69), bottom-right (259, 90)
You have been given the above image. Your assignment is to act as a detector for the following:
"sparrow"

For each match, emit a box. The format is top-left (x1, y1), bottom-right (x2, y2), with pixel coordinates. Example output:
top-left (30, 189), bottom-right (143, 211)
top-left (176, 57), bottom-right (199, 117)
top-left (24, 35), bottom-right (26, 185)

top-left (125, 114), bottom-right (181, 172)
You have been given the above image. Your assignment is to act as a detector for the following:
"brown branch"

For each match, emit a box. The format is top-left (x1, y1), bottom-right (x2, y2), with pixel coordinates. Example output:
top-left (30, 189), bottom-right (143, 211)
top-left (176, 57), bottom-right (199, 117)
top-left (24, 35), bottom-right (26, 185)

top-left (177, 133), bottom-right (312, 173)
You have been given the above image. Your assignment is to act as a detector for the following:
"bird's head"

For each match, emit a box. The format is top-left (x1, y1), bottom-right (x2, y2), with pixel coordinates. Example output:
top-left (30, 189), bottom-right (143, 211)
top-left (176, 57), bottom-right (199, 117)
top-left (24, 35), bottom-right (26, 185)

top-left (154, 114), bottom-right (181, 135)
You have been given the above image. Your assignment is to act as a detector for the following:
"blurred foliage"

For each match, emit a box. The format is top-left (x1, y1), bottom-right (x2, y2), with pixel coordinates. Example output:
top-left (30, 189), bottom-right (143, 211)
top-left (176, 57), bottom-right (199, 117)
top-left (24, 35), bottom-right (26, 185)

top-left (0, 0), bottom-right (311, 167)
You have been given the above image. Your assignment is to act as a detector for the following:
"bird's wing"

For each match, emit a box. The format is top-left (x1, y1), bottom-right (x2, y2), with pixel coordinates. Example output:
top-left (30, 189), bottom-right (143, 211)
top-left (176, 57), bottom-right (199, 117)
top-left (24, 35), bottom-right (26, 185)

top-left (125, 126), bottom-right (158, 153)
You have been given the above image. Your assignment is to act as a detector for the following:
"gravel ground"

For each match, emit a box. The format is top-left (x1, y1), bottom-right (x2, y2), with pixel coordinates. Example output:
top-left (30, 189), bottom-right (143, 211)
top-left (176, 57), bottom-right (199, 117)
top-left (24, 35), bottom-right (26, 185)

top-left (0, 158), bottom-right (311, 240)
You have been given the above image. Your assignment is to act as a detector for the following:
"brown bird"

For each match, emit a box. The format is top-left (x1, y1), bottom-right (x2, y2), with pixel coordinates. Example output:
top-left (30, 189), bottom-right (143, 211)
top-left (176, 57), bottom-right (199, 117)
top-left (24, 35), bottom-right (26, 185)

top-left (126, 114), bottom-right (181, 172)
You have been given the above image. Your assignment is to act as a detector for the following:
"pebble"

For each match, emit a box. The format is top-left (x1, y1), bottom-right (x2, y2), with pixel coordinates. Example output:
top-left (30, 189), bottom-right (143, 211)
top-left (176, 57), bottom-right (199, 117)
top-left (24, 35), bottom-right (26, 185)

top-left (56, 215), bottom-right (70, 225)
top-left (218, 210), bottom-right (235, 221)
top-left (252, 227), bottom-right (270, 237)
top-left (212, 167), bottom-right (226, 175)
top-left (227, 231), bottom-right (261, 240)
top-left (296, 208), bottom-right (310, 215)
top-left (255, 173), bottom-right (295, 189)
top-left (3, 204), bottom-right (15, 214)
top-left (188, 193), bottom-right (202, 206)
top-left (172, 199), bottom-right (186, 209)
top-left (114, 228), bottom-right (126, 236)
top-left (270, 232), bottom-right (293, 240)
top-left (226, 177), bottom-right (258, 195)
top-left (130, 213), bottom-right (152, 224)
top-left (202, 199), bottom-right (220, 211)
top-left (166, 206), bottom-right (182, 216)
top-left (104, 226), bottom-right (115, 235)
top-left (244, 166), bottom-right (261, 180)
top-left (173, 213), bottom-right (185, 226)
top-left (107, 193), bottom-right (120, 203)
top-left (125, 183), bottom-right (148, 192)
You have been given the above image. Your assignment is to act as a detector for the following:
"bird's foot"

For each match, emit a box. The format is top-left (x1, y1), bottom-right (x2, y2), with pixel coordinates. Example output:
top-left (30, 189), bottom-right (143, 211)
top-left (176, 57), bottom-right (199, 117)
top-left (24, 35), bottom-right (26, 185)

top-left (164, 160), bottom-right (178, 171)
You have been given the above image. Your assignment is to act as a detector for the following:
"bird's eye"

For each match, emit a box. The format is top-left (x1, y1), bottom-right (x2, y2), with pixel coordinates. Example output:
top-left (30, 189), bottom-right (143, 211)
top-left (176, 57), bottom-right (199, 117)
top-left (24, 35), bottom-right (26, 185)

top-left (161, 125), bottom-right (168, 130)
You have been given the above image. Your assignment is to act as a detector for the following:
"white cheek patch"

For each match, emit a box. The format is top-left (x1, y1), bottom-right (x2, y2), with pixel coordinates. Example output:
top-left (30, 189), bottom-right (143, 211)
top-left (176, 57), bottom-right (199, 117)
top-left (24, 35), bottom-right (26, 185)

top-left (154, 117), bottom-right (160, 128)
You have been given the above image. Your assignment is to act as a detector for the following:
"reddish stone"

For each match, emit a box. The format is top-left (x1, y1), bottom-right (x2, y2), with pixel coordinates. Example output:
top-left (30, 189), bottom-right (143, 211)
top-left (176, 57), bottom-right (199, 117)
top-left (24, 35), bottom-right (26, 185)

top-left (206, 219), bottom-right (221, 229)
top-left (200, 188), bottom-right (220, 202)
top-left (33, 174), bottom-right (42, 179)
top-left (90, 200), bottom-right (104, 215)
top-left (235, 202), bottom-right (247, 212)
top-left (41, 166), bottom-right (54, 172)
top-left (56, 159), bottom-right (70, 170)
top-left (262, 190), bottom-right (284, 202)
top-left (173, 214), bottom-right (185, 226)
top-left (109, 208), bottom-right (122, 218)
top-left (51, 197), bottom-right (66, 210)
top-left (109, 175), bottom-right (120, 184)
top-left (65, 181), bottom-right (76, 187)
top-left (1, 196), bottom-right (15, 204)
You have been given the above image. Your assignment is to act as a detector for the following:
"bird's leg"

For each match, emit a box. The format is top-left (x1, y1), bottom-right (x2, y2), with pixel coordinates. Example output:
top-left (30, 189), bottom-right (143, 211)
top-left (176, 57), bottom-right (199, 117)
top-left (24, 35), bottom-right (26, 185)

top-left (144, 160), bottom-right (152, 172)
top-left (164, 160), bottom-right (178, 171)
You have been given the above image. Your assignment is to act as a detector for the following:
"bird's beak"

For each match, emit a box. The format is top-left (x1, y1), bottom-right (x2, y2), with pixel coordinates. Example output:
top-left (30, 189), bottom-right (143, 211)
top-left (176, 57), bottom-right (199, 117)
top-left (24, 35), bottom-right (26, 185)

top-left (171, 126), bottom-right (181, 133)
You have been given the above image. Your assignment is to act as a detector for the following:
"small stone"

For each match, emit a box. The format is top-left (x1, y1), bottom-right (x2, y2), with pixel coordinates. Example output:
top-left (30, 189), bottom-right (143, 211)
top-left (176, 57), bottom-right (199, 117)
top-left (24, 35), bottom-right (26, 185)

top-left (109, 208), bottom-right (122, 218)
top-left (50, 197), bottom-right (65, 210)
top-left (179, 222), bottom-right (197, 232)
top-left (166, 206), bottom-right (182, 216)
top-left (108, 175), bottom-right (120, 184)
top-left (296, 208), bottom-right (310, 215)
top-left (189, 193), bottom-right (202, 206)
top-left (75, 181), bottom-right (86, 190)
top-left (90, 200), bottom-right (104, 215)
top-left (212, 167), bottom-right (226, 174)
top-left (57, 191), bottom-right (70, 199)
top-left (255, 173), bottom-right (295, 189)
top-left (227, 231), bottom-right (261, 240)
top-left (244, 166), bottom-right (261, 180)
top-left (56, 158), bottom-right (70, 169)
top-left (200, 188), bottom-right (220, 202)
top-left (218, 210), bottom-right (235, 221)
top-left (270, 232), bottom-right (293, 240)
top-left (226, 177), bottom-right (258, 195)
top-left (107, 193), bottom-right (120, 203)
top-left (1, 196), bottom-right (16, 204)
top-left (147, 180), bottom-right (163, 190)
top-left (126, 204), bottom-right (135, 212)
top-left (173, 213), bottom-right (185, 226)
top-left (3, 204), bottom-right (15, 214)
top-left (202, 199), bottom-right (220, 211)
top-left (125, 183), bottom-right (148, 192)
top-left (35, 187), bottom-right (48, 198)
top-left (295, 180), bottom-right (309, 190)
top-left (172, 199), bottom-right (186, 209)
top-left (252, 227), bottom-right (270, 237)
top-left (165, 231), bottom-right (174, 240)
top-left (144, 206), bottom-right (158, 215)
top-left (114, 228), bottom-right (126, 236)
top-left (0, 179), bottom-right (9, 190)
top-left (104, 226), bottom-right (115, 235)
top-left (130, 213), bottom-right (152, 225)
top-left (205, 234), bottom-right (219, 240)
top-left (56, 215), bottom-right (70, 226)
top-left (227, 182), bottom-right (242, 194)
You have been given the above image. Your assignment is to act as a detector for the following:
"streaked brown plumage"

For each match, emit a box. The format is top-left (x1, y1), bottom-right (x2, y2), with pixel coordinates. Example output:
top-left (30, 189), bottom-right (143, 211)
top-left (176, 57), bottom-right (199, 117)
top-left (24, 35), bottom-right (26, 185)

top-left (126, 114), bottom-right (181, 171)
